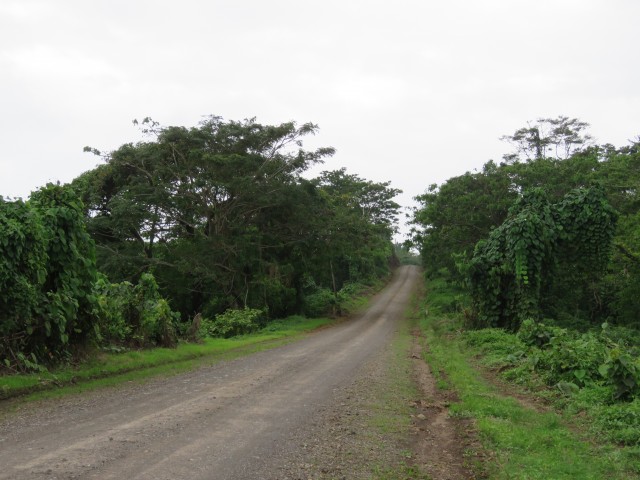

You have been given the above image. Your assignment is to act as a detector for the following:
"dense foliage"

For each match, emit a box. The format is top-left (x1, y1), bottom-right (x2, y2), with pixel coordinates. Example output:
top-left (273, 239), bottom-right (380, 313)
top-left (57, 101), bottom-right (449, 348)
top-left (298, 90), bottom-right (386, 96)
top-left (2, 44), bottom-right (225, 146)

top-left (415, 117), bottom-right (640, 450)
top-left (412, 116), bottom-right (639, 330)
top-left (200, 308), bottom-right (265, 338)
top-left (1, 185), bottom-right (98, 370)
top-left (468, 186), bottom-right (617, 330)
top-left (1, 116), bottom-right (402, 371)
top-left (73, 117), bottom-right (400, 322)
top-left (464, 321), bottom-right (640, 445)
top-left (425, 276), bottom-right (640, 453)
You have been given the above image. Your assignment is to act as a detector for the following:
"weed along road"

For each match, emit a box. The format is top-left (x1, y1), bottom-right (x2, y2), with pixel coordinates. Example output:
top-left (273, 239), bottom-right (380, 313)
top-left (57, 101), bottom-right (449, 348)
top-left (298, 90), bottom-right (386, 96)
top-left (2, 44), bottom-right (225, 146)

top-left (0, 266), bottom-right (420, 480)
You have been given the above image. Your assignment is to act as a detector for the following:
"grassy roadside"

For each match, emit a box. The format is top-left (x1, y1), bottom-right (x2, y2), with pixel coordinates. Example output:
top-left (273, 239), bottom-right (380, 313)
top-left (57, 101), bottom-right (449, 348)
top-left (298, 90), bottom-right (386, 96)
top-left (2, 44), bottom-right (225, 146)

top-left (0, 279), bottom-right (386, 405)
top-left (370, 302), bottom-right (426, 479)
top-left (0, 316), bottom-right (332, 403)
top-left (420, 285), bottom-right (639, 479)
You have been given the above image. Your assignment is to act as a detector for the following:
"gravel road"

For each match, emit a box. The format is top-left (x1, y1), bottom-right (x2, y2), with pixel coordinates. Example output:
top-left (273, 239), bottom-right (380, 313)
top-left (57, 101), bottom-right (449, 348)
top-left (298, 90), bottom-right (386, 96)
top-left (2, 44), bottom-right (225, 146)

top-left (0, 266), bottom-right (420, 480)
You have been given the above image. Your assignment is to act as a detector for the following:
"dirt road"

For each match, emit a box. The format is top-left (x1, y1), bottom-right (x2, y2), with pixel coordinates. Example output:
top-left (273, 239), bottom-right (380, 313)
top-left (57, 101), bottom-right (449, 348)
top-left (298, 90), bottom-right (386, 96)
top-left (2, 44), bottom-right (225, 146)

top-left (0, 266), bottom-right (420, 480)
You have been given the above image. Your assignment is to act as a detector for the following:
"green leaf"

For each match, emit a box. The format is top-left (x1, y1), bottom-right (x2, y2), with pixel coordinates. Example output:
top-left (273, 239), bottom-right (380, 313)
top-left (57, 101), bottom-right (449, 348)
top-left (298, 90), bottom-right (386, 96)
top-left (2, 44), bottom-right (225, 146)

top-left (598, 364), bottom-right (610, 377)
top-left (556, 381), bottom-right (579, 396)
top-left (573, 369), bottom-right (586, 381)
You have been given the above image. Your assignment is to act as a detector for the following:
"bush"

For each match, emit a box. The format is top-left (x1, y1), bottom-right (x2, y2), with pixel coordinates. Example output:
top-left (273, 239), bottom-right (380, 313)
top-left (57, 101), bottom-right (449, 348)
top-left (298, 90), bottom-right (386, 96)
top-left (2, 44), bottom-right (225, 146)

top-left (204, 308), bottom-right (265, 338)
top-left (94, 273), bottom-right (179, 348)
top-left (136, 273), bottom-right (179, 347)
top-left (534, 332), bottom-right (606, 387)
top-left (598, 345), bottom-right (640, 400)
top-left (93, 275), bottom-right (134, 344)
top-left (304, 288), bottom-right (335, 317)
top-left (512, 320), bottom-right (605, 388)
top-left (517, 319), bottom-right (568, 348)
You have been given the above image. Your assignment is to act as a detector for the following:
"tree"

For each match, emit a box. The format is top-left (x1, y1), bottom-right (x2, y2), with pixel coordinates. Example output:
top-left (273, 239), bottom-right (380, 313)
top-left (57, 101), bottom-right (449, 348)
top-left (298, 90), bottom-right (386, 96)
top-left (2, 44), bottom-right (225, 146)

top-left (410, 161), bottom-right (515, 278)
top-left (500, 116), bottom-right (594, 162)
top-left (74, 117), bottom-right (403, 321)
top-left (310, 169), bottom-right (402, 295)
top-left (468, 187), bottom-right (617, 330)
top-left (316, 168), bottom-right (402, 231)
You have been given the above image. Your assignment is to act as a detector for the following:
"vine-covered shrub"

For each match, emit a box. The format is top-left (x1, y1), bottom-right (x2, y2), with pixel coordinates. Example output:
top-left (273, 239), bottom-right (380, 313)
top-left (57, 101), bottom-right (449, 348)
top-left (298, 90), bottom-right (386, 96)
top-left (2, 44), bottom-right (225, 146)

top-left (469, 189), bottom-right (557, 330)
top-left (0, 198), bottom-right (47, 347)
top-left (94, 273), bottom-right (179, 348)
top-left (30, 184), bottom-right (99, 348)
top-left (1, 185), bottom-right (99, 371)
top-left (468, 187), bottom-right (617, 330)
top-left (555, 187), bottom-right (618, 275)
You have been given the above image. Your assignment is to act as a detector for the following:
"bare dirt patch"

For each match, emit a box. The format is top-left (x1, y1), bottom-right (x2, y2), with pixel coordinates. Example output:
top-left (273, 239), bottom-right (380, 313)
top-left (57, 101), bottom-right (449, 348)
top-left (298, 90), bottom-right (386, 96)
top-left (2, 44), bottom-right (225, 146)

top-left (409, 330), bottom-right (484, 479)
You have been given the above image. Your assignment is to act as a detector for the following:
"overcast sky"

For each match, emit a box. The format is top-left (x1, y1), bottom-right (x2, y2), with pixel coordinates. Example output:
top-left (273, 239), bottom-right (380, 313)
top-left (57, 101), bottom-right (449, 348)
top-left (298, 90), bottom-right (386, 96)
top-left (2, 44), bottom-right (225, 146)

top-left (1, 0), bottom-right (639, 237)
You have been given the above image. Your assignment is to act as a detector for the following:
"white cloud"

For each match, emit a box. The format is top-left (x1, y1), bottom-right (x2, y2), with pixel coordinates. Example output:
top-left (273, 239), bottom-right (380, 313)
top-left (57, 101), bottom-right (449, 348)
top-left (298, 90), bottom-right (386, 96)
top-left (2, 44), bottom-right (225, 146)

top-left (0, 1), bottom-right (53, 20)
top-left (1, 0), bottom-right (639, 238)
top-left (3, 45), bottom-right (126, 85)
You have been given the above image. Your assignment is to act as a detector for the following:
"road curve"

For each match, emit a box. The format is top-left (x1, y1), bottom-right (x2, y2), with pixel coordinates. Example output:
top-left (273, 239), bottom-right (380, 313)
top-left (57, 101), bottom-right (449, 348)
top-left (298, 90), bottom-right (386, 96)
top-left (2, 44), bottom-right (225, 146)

top-left (0, 265), bottom-right (420, 480)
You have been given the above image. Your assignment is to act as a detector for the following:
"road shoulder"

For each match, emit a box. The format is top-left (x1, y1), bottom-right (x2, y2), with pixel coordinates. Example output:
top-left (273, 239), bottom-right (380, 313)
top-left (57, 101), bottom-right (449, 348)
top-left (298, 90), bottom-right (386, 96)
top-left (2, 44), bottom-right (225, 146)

top-left (275, 283), bottom-right (478, 480)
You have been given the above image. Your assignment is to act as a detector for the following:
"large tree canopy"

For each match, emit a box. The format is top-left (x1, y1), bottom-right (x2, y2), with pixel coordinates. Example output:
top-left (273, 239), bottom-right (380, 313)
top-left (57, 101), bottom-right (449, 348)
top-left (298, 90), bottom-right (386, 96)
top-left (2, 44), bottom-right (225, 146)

top-left (73, 117), bottom-right (401, 319)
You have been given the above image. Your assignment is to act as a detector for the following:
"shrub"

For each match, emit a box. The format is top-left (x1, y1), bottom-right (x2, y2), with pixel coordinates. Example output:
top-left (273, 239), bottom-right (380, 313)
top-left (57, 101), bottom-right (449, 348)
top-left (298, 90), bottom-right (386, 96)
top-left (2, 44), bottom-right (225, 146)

top-left (304, 288), bottom-right (335, 317)
top-left (598, 346), bottom-right (640, 400)
top-left (206, 308), bottom-right (265, 338)
top-left (93, 275), bottom-right (134, 344)
top-left (517, 319), bottom-right (568, 348)
top-left (94, 273), bottom-right (179, 348)
top-left (136, 273), bottom-right (179, 347)
top-left (535, 332), bottom-right (606, 387)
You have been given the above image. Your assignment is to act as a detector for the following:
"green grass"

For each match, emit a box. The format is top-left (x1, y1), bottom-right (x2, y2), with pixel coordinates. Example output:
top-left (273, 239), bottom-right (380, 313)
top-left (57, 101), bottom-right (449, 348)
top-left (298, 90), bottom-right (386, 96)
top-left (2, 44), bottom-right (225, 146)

top-left (1, 278), bottom-right (384, 405)
top-left (367, 292), bottom-right (432, 480)
top-left (370, 315), bottom-right (417, 436)
top-left (0, 315), bottom-right (331, 402)
top-left (420, 313), bottom-right (639, 479)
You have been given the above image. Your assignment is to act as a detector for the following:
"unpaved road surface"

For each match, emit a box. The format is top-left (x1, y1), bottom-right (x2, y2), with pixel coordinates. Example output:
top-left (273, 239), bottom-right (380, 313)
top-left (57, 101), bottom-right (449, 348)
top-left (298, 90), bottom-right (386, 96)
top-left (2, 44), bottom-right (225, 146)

top-left (0, 266), bottom-right (420, 480)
